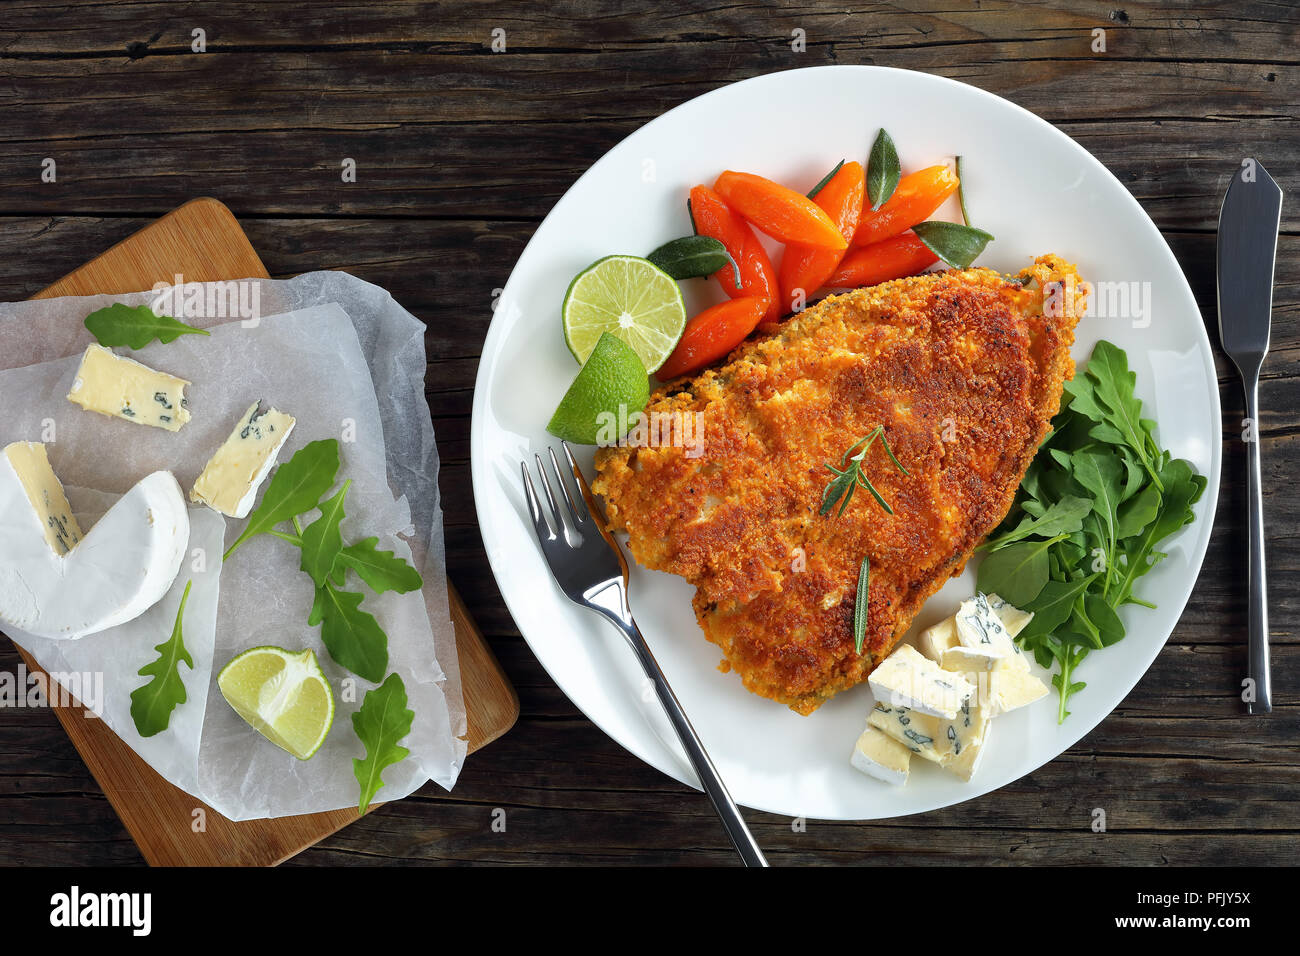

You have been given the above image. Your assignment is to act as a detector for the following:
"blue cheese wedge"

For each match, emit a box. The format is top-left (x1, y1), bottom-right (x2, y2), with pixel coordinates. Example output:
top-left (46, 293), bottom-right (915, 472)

top-left (3, 442), bottom-right (83, 556)
top-left (191, 402), bottom-right (296, 518)
top-left (868, 695), bottom-right (990, 773)
top-left (954, 593), bottom-right (1030, 672)
top-left (67, 344), bottom-right (191, 431)
top-left (0, 449), bottom-right (188, 639)
top-left (869, 643), bottom-right (974, 719)
top-left (850, 725), bottom-right (912, 785)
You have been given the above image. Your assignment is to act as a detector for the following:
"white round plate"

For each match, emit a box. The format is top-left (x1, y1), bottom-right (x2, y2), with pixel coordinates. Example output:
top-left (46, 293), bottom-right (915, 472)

top-left (471, 66), bottom-right (1221, 820)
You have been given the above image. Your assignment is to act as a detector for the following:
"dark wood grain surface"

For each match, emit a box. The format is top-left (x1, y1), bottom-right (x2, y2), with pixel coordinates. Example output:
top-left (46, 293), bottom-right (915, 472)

top-left (0, 1), bottom-right (1295, 866)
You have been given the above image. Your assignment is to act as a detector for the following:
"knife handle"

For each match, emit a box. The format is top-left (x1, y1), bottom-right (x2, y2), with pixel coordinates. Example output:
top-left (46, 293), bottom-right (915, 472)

top-left (1244, 376), bottom-right (1272, 713)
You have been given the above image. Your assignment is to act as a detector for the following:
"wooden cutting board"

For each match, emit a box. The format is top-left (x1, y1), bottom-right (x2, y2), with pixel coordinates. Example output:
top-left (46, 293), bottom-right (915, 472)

top-left (7, 197), bottom-right (518, 866)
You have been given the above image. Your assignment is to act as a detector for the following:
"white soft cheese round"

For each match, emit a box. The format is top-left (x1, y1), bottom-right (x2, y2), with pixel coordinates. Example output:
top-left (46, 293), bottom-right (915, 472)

top-left (0, 465), bottom-right (189, 639)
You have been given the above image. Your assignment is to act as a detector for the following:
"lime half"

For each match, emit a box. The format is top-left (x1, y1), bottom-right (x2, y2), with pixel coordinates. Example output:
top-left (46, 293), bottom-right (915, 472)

top-left (562, 255), bottom-right (687, 372)
top-left (548, 332), bottom-right (650, 445)
top-left (217, 646), bottom-right (335, 760)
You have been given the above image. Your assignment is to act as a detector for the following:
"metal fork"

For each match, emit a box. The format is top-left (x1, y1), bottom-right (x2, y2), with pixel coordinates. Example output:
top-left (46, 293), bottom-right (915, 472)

top-left (521, 442), bottom-right (768, 867)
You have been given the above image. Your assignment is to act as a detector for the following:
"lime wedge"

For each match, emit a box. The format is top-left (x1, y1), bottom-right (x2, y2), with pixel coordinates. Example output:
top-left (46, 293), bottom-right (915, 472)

top-left (547, 332), bottom-right (650, 445)
top-left (217, 646), bottom-right (335, 760)
top-left (562, 255), bottom-right (687, 372)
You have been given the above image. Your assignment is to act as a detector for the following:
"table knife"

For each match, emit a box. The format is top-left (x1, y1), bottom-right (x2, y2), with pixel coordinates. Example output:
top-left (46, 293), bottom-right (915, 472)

top-left (1216, 159), bottom-right (1283, 714)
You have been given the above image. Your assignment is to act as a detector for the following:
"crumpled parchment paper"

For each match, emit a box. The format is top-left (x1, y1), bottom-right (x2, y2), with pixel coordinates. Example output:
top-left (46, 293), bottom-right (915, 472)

top-left (0, 273), bottom-right (466, 820)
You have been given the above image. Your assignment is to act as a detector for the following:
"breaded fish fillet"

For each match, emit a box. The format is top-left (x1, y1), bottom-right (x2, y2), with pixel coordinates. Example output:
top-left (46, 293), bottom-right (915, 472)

top-left (592, 255), bottom-right (1085, 714)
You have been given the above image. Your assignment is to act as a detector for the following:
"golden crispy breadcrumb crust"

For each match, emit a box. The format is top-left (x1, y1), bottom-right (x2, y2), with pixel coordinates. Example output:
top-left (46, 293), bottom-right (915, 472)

top-left (592, 255), bottom-right (1085, 714)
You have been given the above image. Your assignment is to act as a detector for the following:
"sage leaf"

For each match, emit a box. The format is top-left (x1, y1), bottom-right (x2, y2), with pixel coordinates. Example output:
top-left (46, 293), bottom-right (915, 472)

top-left (911, 220), bottom-right (995, 269)
top-left (85, 302), bottom-right (209, 350)
top-left (867, 129), bottom-right (901, 210)
top-left (647, 235), bottom-right (741, 288)
top-left (353, 673), bottom-right (414, 814)
top-left (129, 581), bottom-right (194, 737)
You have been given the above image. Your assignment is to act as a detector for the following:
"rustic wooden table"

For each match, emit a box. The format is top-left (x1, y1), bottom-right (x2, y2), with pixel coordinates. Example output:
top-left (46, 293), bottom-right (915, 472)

top-left (0, 1), bottom-right (1294, 866)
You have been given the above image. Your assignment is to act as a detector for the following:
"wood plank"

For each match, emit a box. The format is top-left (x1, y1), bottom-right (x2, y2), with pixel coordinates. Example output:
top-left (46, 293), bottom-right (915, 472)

top-left (1, 198), bottom-right (517, 865)
top-left (0, 0), bottom-right (1293, 59)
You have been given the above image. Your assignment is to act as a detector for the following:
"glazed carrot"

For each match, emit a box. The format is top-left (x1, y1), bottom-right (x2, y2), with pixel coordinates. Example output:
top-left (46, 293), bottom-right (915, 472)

top-left (778, 161), bottom-right (865, 314)
top-left (827, 232), bottom-right (940, 288)
top-left (851, 165), bottom-right (959, 248)
top-left (656, 297), bottom-right (768, 380)
top-left (689, 185), bottom-right (779, 323)
top-left (714, 170), bottom-right (848, 251)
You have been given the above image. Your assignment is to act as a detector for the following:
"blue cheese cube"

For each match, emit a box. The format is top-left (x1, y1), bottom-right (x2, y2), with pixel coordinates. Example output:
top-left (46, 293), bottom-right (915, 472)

top-left (919, 616), bottom-right (959, 662)
top-left (850, 725), bottom-right (912, 786)
top-left (868, 695), bottom-right (990, 771)
top-left (955, 593), bottom-right (1030, 673)
top-left (990, 668), bottom-right (1049, 714)
top-left (869, 643), bottom-right (974, 719)
top-left (942, 645), bottom-right (1049, 715)
top-left (987, 592), bottom-right (1035, 638)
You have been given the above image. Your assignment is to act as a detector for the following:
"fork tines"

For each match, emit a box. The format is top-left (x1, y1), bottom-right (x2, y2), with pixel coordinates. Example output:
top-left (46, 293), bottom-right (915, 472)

top-left (521, 443), bottom-right (591, 545)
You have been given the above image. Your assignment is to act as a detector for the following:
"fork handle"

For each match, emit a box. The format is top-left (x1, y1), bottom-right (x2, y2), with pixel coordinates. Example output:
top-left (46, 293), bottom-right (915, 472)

top-left (1244, 376), bottom-right (1272, 713)
top-left (606, 612), bottom-right (768, 867)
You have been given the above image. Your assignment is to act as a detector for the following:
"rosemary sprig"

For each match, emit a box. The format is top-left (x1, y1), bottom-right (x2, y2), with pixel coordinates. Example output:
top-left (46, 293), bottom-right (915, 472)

top-left (853, 555), bottom-right (870, 655)
top-left (819, 426), bottom-right (908, 518)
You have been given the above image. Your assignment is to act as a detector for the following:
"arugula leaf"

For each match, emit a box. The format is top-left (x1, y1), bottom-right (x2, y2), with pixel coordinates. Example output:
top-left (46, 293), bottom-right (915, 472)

top-left (1081, 341), bottom-right (1163, 490)
top-left (1017, 575), bottom-right (1098, 643)
top-left (352, 673), bottom-right (414, 814)
top-left (85, 302), bottom-right (209, 350)
top-left (911, 221), bottom-right (995, 269)
top-left (853, 555), bottom-right (870, 655)
top-left (225, 439), bottom-right (341, 559)
top-left (300, 481), bottom-right (350, 587)
top-left (1085, 594), bottom-right (1125, 647)
top-left (982, 495), bottom-right (1091, 551)
top-left (1110, 460), bottom-right (1202, 607)
top-left (316, 583), bottom-right (389, 682)
top-left (338, 537), bottom-right (423, 594)
top-left (1071, 451), bottom-right (1123, 588)
top-left (1116, 482), bottom-right (1162, 539)
top-left (866, 129), bottom-right (900, 210)
top-left (129, 581), bottom-right (194, 737)
top-left (1049, 642), bottom-right (1089, 722)
top-left (976, 536), bottom-right (1062, 607)
top-left (994, 343), bottom-right (1206, 721)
